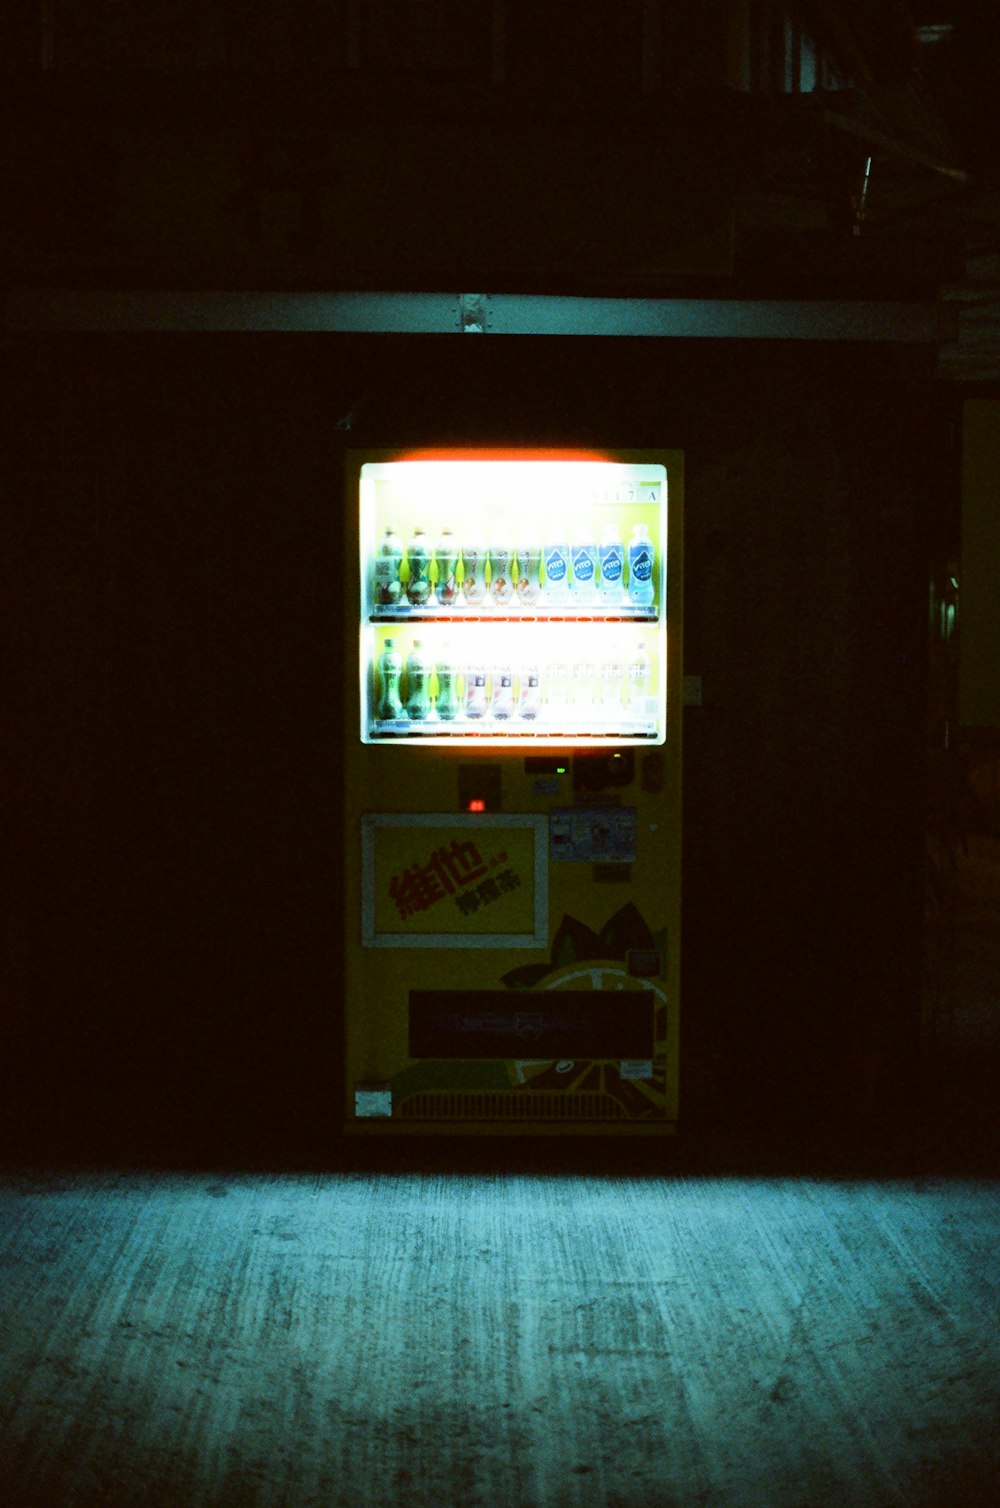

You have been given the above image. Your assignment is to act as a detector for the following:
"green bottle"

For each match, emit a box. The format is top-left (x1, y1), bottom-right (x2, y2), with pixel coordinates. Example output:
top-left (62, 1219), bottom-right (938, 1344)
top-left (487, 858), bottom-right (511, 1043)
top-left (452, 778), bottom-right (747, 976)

top-left (434, 531), bottom-right (460, 607)
top-left (375, 638), bottom-right (403, 721)
top-left (434, 645), bottom-right (459, 720)
top-left (405, 640), bottom-right (431, 720)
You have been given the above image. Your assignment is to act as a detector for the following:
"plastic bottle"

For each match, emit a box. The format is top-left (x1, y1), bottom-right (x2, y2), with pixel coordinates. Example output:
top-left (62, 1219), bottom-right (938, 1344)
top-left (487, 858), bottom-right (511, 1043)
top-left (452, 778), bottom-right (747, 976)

top-left (461, 541), bottom-right (488, 608)
top-left (518, 660), bottom-right (543, 720)
top-left (375, 638), bottom-right (403, 721)
top-left (597, 523), bottom-right (626, 604)
top-left (571, 536), bottom-right (599, 606)
top-left (374, 526), bottom-right (404, 609)
top-left (545, 655), bottom-right (570, 723)
top-left (433, 645), bottom-right (460, 720)
top-left (515, 539), bottom-right (543, 608)
top-left (434, 530), bottom-right (460, 608)
top-left (488, 541), bottom-right (517, 610)
top-left (627, 523), bottom-right (655, 607)
top-left (571, 655), bottom-right (596, 724)
top-left (627, 640), bottom-right (652, 723)
top-left (405, 529), bottom-right (432, 607)
top-left (405, 640), bottom-right (431, 720)
top-left (491, 661), bottom-right (515, 719)
top-left (599, 646), bottom-right (625, 718)
top-left (464, 657), bottom-right (489, 719)
top-left (543, 535), bottom-right (572, 607)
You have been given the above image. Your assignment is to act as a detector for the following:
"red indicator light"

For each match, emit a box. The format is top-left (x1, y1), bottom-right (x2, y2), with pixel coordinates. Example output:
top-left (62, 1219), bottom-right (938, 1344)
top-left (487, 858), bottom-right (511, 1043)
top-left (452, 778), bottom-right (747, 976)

top-left (467, 799), bottom-right (487, 813)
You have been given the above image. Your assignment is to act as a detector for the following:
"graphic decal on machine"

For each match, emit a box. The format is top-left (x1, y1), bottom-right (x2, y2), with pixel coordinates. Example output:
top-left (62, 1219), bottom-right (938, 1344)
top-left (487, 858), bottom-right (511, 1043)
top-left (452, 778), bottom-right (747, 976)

top-left (363, 812), bottom-right (546, 947)
top-left (388, 837), bottom-right (521, 922)
top-left (391, 901), bottom-right (669, 1121)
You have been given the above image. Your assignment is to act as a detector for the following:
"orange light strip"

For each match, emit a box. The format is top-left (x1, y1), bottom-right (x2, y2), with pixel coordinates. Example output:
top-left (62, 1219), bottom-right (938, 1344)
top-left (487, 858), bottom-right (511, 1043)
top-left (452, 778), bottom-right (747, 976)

top-left (397, 447), bottom-right (611, 464)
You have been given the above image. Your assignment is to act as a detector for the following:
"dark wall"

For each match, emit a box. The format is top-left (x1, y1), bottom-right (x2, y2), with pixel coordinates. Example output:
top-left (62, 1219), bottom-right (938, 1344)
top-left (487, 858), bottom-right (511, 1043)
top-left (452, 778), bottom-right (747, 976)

top-left (2, 337), bottom-right (339, 1161)
top-left (1, 332), bottom-right (939, 1161)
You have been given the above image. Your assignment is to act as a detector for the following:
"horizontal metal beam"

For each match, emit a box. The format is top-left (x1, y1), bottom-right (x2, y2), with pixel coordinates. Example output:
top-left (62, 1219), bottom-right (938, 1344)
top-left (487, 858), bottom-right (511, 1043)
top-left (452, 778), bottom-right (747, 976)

top-left (0, 291), bottom-right (461, 335)
top-left (482, 295), bottom-right (953, 341)
top-left (1, 289), bottom-right (954, 342)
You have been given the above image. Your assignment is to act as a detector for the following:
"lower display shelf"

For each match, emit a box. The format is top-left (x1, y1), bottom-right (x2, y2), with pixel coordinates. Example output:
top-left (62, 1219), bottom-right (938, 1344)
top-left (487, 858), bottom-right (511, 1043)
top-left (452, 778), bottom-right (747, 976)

top-left (369, 719), bottom-right (658, 740)
top-left (362, 618), bottom-right (665, 743)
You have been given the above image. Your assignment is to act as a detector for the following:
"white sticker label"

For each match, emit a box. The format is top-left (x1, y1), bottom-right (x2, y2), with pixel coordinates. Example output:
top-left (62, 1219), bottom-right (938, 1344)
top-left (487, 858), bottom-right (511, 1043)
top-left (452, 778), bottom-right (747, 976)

top-left (620, 1060), bottom-right (654, 1081)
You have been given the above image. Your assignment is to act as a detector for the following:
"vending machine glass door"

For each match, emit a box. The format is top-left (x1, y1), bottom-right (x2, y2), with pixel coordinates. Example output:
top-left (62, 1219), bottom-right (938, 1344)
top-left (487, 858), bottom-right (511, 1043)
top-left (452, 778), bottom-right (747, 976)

top-left (359, 457), bottom-right (667, 748)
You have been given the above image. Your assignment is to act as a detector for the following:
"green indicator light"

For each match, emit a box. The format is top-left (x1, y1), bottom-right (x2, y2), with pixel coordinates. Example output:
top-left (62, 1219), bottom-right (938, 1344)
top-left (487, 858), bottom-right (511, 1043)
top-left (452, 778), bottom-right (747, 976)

top-left (556, 765), bottom-right (567, 775)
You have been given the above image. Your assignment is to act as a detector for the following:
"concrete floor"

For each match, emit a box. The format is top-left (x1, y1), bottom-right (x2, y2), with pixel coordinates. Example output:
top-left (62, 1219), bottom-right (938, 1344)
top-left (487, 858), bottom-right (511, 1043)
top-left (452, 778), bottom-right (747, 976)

top-left (1, 1170), bottom-right (997, 1508)
top-left (2, 771), bottom-right (997, 1507)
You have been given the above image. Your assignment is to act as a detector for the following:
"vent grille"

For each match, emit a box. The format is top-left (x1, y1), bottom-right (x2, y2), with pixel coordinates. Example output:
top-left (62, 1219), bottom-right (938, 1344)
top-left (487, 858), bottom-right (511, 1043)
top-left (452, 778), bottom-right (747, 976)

top-left (397, 1092), bottom-right (625, 1121)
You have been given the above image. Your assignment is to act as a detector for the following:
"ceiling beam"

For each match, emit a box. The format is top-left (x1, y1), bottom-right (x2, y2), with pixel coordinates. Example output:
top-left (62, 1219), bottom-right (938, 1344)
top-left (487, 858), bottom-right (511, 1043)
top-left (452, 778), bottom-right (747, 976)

top-left (1, 289), bottom-right (954, 342)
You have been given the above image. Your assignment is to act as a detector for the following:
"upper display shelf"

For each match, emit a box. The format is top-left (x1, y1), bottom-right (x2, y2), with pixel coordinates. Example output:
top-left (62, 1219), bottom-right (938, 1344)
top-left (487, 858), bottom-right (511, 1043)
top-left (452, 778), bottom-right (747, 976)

top-left (359, 458), bottom-right (667, 624)
top-left (370, 605), bottom-right (657, 623)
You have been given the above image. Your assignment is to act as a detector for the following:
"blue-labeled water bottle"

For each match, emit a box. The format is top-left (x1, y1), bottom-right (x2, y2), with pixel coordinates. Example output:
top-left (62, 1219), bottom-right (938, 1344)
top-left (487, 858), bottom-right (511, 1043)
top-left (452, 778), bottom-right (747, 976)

top-left (571, 537), bottom-right (599, 605)
top-left (543, 537), bottom-right (572, 606)
top-left (375, 638), bottom-right (403, 721)
top-left (627, 523), bottom-right (655, 607)
top-left (598, 523), bottom-right (626, 603)
top-left (405, 640), bottom-right (431, 720)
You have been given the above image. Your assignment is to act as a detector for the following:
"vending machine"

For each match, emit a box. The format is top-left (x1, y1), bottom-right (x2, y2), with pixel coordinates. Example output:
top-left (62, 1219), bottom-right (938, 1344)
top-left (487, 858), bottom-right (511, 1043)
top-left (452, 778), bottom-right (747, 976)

top-left (342, 448), bottom-right (683, 1137)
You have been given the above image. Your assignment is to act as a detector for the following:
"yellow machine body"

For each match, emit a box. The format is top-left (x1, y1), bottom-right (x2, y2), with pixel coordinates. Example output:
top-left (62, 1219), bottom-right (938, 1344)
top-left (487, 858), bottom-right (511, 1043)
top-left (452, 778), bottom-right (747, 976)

top-left (343, 449), bottom-right (683, 1137)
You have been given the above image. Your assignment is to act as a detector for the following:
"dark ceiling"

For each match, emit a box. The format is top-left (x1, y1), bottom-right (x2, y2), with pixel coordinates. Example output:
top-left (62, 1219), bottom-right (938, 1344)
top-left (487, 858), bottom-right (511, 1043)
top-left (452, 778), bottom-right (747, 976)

top-left (2, 2), bottom-right (999, 378)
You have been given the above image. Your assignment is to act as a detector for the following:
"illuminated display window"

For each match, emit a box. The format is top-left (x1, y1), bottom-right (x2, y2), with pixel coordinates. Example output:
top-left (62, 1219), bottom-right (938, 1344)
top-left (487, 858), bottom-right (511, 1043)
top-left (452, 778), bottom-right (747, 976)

top-left (357, 456), bottom-right (669, 748)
